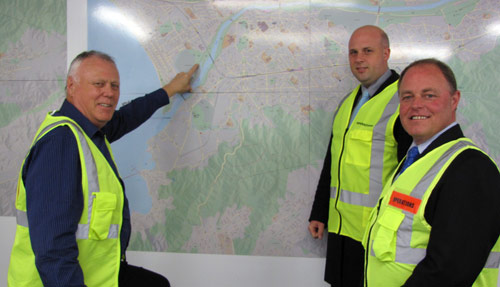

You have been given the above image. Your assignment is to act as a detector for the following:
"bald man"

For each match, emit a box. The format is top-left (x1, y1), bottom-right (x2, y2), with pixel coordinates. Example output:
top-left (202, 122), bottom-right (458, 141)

top-left (308, 25), bottom-right (411, 286)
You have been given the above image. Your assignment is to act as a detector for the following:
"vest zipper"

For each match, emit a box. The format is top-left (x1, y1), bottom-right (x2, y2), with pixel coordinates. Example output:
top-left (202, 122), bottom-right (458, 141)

top-left (334, 125), bottom-right (350, 233)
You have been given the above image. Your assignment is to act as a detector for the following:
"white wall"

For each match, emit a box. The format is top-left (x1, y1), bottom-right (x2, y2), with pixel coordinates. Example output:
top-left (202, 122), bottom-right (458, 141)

top-left (0, 216), bottom-right (328, 287)
top-left (0, 217), bottom-right (15, 286)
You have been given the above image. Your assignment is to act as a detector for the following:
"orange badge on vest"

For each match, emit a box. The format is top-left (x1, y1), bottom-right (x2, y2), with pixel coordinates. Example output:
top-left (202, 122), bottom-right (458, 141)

top-left (389, 191), bottom-right (421, 214)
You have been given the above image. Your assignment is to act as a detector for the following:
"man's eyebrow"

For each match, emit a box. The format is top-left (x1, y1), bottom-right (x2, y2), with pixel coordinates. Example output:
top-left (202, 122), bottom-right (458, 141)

top-left (422, 88), bottom-right (436, 93)
top-left (399, 89), bottom-right (412, 95)
top-left (399, 87), bottom-right (436, 94)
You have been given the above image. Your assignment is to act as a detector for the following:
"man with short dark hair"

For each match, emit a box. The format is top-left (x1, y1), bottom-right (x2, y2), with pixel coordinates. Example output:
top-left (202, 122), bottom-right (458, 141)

top-left (8, 50), bottom-right (198, 287)
top-left (363, 58), bottom-right (500, 286)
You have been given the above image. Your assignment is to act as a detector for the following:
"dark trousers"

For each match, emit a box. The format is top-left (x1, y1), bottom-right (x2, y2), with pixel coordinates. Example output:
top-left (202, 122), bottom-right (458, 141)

top-left (119, 261), bottom-right (170, 287)
top-left (325, 233), bottom-right (364, 287)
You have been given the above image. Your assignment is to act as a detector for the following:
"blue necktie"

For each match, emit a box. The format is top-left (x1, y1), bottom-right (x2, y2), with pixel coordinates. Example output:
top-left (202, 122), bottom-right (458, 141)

top-left (349, 90), bottom-right (370, 126)
top-left (400, 146), bottom-right (420, 174)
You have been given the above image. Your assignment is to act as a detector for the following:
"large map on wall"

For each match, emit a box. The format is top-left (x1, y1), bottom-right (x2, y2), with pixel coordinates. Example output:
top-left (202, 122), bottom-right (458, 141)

top-left (1, 0), bottom-right (500, 258)
top-left (0, 1), bottom-right (67, 213)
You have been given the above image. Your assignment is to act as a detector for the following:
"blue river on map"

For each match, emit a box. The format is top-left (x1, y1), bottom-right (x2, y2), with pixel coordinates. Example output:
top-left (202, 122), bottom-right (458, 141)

top-left (88, 0), bottom-right (456, 214)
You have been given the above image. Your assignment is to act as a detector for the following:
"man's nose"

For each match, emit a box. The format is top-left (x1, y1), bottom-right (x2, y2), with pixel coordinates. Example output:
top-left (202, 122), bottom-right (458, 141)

top-left (354, 53), bottom-right (365, 63)
top-left (103, 83), bottom-right (115, 96)
top-left (410, 96), bottom-right (424, 108)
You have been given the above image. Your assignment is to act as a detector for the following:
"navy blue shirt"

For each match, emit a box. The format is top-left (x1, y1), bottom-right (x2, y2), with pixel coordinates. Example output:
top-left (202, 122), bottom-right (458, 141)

top-left (22, 88), bottom-right (169, 286)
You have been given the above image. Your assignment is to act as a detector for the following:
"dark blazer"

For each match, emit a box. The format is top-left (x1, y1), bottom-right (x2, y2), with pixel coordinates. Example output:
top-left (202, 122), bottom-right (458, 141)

top-left (402, 124), bottom-right (500, 286)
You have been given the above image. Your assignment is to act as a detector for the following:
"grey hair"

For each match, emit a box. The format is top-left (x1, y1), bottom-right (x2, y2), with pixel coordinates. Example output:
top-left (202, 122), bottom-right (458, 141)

top-left (67, 50), bottom-right (116, 83)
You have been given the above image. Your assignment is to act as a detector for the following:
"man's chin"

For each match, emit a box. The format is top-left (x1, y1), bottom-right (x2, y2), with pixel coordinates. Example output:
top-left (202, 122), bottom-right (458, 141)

top-left (95, 116), bottom-right (114, 128)
top-left (354, 75), bottom-right (369, 85)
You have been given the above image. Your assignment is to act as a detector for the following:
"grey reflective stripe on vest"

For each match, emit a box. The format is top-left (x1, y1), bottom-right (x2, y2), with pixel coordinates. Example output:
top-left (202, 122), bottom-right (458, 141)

top-left (372, 140), bottom-right (500, 268)
top-left (485, 252), bottom-right (500, 268)
top-left (16, 120), bottom-right (119, 239)
top-left (16, 209), bottom-right (29, 227)
top-left (331, 90), bottom-right (399, 207)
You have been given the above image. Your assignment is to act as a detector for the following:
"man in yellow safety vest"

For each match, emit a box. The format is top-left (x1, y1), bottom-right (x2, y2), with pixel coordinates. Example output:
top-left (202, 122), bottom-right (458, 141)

top-left (308, 25), bottom-right (411, 286)
top-left (8, 50), bottom-right (198, 287)
top-left (363, 58), bottom-right (500, 286)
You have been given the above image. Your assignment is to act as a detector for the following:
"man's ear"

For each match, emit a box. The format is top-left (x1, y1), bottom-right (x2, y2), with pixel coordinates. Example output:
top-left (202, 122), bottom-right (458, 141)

top-left (66, 76), bottom-right (75, 97)
top-left (451, 90), bottom-right (461, 112)
top-left (384, 47), bottom-right (391, 62)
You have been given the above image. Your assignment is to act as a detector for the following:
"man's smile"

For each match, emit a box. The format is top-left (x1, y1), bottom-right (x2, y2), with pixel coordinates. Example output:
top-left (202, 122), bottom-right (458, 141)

top-left (410, 115), bottom-right (429, 120)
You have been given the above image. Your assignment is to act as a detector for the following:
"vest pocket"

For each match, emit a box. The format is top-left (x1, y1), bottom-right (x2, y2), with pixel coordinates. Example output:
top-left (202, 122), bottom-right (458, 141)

top-left (372, 208), bottom-right (404, 262)
top-left (89, 192), bottom-right (117, 240)
top-left (345, 129), bottom-right (373, 167)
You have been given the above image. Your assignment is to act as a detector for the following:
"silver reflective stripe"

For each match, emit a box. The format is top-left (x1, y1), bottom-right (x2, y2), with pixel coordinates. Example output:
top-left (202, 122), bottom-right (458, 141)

top-left (338, 187), bottom-right (382, 208)
top-left (485, 252), bottom-right (500, 268)
top-left (407, 141), bottom-right (473, 199)
top-left (108, 224), bottom-right (119, 239)
top-left (18, 120), bottom-right (101, 240)
top-left (367, 90), bottom-right (399, 204)
top-left (16, 210), bottom-right (28, 227)
top-left (333, 90), bottom-right (399, 207)
top-left (331, 186), bottom-right (337, 199)
top-left (76, 223), bottom-right (89, 239)
top-left (55, 120), bottom-right (100, 240)
top-left (373, 141), bottom-right (476, 264)
top-left (76, 224), bottom-right (119, 239)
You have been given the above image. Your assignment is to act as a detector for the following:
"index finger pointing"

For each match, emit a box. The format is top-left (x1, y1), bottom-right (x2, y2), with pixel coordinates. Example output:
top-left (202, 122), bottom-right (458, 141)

top-left (187, 64), bottom-right (199, 77)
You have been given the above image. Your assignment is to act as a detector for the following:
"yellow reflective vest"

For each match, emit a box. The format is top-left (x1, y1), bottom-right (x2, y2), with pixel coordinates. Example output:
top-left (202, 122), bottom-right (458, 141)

top-left (8, 113), bottom-right (124, 287)
top-left (328, 81), bottom-right (400, 242)
top-left (364, 138), bottom-right (500, 286)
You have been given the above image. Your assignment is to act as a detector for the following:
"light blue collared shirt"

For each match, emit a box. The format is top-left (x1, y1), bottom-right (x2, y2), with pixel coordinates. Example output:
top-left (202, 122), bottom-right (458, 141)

top-left (360, 69), bottom-right (392, 100)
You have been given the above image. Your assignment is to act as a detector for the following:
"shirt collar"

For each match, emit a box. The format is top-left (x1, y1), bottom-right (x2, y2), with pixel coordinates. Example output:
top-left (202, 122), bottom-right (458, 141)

top-left (58, 99), bottom-right (102, 138)
top-left (410, 122), bottom-right (459, 153)
top-left (361, 69), bottom-right (392, 98)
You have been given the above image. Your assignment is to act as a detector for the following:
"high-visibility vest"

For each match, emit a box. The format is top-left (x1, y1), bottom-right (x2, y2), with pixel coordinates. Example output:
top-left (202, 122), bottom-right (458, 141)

top-left (328, 81), bottom-right (400, 242)
top-left (364, 138), bottom-right (500, 286)
top-left (8, 112), bottom-right (124, 287)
